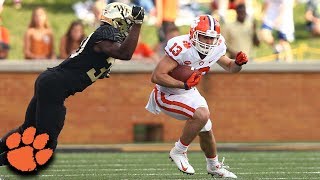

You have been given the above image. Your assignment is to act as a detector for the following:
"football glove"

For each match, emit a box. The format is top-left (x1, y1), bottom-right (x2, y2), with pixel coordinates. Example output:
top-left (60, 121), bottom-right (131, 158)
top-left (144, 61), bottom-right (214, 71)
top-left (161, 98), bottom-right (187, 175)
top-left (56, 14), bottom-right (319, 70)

top-left (184, 72), bottom-right (202, 90)
top-left (131, 6), bottom-right (144, 24)
top-left (235, 51), bottom-right (248, 66)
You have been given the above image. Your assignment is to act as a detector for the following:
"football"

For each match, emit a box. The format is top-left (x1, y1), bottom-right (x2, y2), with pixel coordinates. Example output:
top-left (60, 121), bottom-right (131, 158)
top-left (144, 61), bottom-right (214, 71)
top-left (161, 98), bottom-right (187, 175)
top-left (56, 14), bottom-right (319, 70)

top-left (169, 65), bottom-right (195, 82)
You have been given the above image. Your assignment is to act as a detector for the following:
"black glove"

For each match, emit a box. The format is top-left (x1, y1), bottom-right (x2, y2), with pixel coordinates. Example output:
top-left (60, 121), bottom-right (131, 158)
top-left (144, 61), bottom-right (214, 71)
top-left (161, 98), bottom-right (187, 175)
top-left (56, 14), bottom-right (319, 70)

top-left (132, 6), bottom-right (144, 24)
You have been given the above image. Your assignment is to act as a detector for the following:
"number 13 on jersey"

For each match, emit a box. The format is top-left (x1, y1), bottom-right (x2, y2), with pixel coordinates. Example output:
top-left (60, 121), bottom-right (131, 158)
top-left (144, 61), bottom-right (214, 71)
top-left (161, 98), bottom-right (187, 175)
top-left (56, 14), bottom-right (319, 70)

top-left (169, 42), bottom-right (182, 56)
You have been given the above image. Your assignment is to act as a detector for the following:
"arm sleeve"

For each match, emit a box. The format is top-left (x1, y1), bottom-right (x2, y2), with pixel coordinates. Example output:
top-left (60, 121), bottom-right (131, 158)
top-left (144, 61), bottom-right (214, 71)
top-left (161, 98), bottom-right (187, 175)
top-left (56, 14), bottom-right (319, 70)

top-left (94, 25), bottom-right (123, 43)
top-left (217, 36), bottom-right (227, 58)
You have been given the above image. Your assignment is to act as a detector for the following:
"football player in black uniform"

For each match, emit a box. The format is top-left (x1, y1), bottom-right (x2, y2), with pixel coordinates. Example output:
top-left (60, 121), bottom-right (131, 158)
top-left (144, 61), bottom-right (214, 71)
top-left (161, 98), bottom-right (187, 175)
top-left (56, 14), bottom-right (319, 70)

top-left (0, 2), bottom-right (144, 166)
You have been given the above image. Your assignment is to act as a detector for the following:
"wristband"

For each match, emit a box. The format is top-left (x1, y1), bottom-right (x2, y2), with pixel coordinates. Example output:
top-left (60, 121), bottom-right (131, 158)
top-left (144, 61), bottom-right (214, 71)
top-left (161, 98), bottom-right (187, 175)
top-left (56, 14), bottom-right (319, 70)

top-left (184, 83), bottom-right (189, 90)
top-left (235, 60), bottom-right (242, 66)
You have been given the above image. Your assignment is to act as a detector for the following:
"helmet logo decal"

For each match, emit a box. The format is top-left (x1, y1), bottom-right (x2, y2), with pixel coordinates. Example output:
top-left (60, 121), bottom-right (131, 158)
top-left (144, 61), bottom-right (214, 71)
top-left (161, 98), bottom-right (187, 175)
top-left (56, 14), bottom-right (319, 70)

top-left (190, 17), bottom-right (200, 29)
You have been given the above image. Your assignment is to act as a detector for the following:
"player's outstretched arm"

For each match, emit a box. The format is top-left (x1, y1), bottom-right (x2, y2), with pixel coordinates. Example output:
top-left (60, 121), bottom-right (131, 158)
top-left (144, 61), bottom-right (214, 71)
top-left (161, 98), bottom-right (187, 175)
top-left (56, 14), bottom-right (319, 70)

top-left (95, 6), bottom-right (144, 60)
top-left (151, 55), bottom-right (185, 89)
top-left (217, 51), bottom-right (248, 73)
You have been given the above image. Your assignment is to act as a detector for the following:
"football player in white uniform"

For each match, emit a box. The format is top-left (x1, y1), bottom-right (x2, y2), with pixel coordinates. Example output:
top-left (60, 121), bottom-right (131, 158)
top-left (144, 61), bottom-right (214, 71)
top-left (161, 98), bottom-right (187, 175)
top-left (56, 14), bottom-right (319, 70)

top-left (146, 15), bottom-right (248, 178)
top-left (259, 0), bottom-right (295, 62)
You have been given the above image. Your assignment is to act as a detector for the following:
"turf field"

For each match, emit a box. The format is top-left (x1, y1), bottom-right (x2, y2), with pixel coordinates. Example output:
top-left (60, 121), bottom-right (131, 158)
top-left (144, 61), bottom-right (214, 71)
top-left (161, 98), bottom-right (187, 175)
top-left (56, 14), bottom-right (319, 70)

top-left (0, 151), bottom-right (320, 179)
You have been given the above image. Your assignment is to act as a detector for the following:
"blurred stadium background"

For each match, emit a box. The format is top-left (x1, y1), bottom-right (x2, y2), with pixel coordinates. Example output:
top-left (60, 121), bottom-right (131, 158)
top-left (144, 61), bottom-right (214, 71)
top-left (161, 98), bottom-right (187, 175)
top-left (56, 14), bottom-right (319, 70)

top-left (0, 0), bottom-right (320, 179)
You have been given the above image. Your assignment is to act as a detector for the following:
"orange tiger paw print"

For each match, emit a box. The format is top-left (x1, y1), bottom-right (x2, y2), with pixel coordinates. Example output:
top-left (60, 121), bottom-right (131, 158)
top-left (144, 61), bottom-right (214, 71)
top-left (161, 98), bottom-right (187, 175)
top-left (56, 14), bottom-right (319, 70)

top-left (6, 126), bottom-right (53, 172)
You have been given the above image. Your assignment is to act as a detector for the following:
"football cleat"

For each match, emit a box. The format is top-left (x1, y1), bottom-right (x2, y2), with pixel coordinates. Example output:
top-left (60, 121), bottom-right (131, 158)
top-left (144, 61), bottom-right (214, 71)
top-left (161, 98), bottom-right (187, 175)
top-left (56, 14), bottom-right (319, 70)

top-left (169, 147), bottom-right (195, 175)
top-left (207, 157), bottom-right (237, 178)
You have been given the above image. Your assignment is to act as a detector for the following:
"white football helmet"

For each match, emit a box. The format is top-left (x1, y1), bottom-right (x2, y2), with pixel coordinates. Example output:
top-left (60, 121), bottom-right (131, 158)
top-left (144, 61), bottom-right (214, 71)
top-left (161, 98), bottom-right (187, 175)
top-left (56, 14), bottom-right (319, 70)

top-left (100, 2), bottom-right (133, 37)
top-left (189, 15), bottom-right (221, 55)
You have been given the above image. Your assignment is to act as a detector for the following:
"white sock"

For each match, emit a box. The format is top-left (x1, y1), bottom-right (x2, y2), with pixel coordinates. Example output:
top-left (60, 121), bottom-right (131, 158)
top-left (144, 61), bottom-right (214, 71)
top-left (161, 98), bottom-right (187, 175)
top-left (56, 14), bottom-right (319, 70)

top-left (206, 155), bottom-right (219, 165)
top-left (174, 139), bottom-right (189, 152)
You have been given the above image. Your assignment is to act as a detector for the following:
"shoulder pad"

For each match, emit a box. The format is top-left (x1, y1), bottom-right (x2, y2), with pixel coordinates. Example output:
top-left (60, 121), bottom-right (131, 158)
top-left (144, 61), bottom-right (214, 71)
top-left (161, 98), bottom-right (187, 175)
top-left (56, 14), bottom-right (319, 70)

top-left (94, 24), bottom-right (124, 42)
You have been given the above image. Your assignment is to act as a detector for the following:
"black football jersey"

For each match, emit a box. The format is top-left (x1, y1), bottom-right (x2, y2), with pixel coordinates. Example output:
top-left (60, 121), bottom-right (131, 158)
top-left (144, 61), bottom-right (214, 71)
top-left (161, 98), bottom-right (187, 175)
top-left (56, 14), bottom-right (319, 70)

top-left (57, 24), bottom-right (123, 88)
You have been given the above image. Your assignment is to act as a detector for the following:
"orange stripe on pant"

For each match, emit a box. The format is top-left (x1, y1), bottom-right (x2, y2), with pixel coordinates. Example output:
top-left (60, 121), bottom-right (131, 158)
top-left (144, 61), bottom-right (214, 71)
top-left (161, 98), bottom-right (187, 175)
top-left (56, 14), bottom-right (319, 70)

top-left (154, 87), bottom-right (194, 119)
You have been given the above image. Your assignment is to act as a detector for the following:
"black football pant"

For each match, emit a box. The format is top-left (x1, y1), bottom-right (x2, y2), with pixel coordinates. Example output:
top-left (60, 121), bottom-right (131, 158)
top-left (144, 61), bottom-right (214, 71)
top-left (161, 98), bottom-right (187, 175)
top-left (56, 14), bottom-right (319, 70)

top-left (0, 69), bottom-right (69, 156)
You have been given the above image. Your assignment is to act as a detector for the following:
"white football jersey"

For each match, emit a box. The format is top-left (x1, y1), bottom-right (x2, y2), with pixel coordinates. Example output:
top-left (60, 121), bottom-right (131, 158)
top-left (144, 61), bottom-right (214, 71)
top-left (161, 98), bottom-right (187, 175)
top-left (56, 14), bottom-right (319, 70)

top-left (157, 34), bottom-right (227, 95)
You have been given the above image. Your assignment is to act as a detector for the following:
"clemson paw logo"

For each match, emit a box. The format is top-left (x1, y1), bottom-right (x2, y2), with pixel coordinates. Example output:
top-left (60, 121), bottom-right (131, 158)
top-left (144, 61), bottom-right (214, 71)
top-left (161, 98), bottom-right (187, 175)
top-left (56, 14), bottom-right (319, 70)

top-left (6, 126), bottom-right (53, 172)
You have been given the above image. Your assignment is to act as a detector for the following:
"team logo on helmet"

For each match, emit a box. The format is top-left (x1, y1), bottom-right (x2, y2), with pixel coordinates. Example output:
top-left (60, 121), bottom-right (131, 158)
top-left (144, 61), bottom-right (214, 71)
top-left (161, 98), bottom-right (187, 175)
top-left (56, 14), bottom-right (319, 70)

top-left (100, 2), bottom-right (133, 38)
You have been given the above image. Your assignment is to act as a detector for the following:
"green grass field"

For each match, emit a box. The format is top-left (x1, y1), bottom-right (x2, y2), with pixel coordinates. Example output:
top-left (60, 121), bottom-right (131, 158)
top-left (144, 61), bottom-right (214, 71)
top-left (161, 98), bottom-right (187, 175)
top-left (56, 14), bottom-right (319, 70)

top-left (1, 151), bottom-right (320, 179)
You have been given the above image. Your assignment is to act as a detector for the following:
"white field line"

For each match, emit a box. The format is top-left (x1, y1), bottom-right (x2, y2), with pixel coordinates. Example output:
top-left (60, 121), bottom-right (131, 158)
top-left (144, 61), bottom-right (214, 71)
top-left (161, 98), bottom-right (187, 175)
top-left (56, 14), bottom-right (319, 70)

top-left (54, 160), bottom-right (320, 165)
top-left (47, 164), bottom-right (320, 170)
top-left (56, 157), bottom-right (320, 162)
top-left (260, 178), bottom-right (320, 180)
top-left (1, 172), bottom-right (320, 177)
top-left (44, 168), bottom-right (169, 171)
top-left (0, 173), bottom-right (197, 177)
top-left (2, 171), bottom-right (319, 175)
top-left (232, 157), bottom-right (320, 161)
top-left (51, 162), bottom-right (320, 167)
top-left (51, 163), bottom-right (173, 167)
top-left (26, 169), bottom-right (320, 173)
top-left (237, 172), bottom-right (320, 175)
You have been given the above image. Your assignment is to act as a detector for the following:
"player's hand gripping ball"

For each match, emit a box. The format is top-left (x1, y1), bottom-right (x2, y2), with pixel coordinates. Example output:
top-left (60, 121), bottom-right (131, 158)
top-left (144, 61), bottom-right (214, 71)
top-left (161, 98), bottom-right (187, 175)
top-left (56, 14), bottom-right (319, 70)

top-left (184, 72), bottom-right (202, 90)
top-left (168, 65), bottom-right (202, 90)
top-left (169, 65), bottom-right (196, 83)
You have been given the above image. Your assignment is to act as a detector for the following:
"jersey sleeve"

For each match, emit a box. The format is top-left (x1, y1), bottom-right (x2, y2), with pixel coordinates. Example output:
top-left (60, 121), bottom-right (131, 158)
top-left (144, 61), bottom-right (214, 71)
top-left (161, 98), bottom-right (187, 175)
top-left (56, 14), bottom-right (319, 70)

top-left (94, 24), bottom-right (123, 43)
top-left (164, 36), bottom-right (187, 65)
top-left (216, 35), bottom-right (227, 58)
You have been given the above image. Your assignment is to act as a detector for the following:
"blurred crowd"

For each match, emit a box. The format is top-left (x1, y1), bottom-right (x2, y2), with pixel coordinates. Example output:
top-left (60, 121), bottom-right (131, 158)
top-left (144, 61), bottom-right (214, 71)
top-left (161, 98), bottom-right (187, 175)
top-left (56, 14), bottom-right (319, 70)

top-left (0, 0), bottom-right (319, 62)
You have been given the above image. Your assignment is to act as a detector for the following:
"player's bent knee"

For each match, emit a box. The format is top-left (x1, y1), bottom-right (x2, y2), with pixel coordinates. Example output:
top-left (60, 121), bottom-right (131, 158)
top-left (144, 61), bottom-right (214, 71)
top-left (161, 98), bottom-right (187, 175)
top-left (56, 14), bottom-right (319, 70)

top-left (193, 107), bottom-right (210, 124)
top-left (200, 119), bottom-right (212, 132)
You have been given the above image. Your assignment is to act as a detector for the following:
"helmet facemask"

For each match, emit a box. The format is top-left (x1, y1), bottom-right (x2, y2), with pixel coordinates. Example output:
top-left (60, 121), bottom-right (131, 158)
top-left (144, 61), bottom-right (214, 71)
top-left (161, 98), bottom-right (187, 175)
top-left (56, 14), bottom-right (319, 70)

top-left (191, 30), bottom-right (220, 55)
top-left (111, 17), bottom-right (132, 37)
top-left (189, 15), bottom-right (221, 55)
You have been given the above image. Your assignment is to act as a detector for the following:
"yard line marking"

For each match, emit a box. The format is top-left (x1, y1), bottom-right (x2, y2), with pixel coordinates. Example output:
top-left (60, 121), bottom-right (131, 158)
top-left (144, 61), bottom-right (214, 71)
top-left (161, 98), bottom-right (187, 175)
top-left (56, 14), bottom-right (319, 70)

top-left (238, 172), bottom-right (320, 175)
top-left (29, 170), bottom-right (320, 174)
top-left (0, 173), bottom-right (207, 177)
top-left (43, 168), bottom-right (169, 171)
top-left (232, 162), bottom-right (320, 165)
top-left (230, 167), bottom-right (320, 170)
top-left (1, 172), bottom-right (320, 177)
top-left (25, 167), bottom-right (320, 172)
top-left (260, 178), bottom-right (320, 180)
top-left (52, 163), bottom-right (173, 166)
top-left (228, 159), bottom-right (320, 161)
